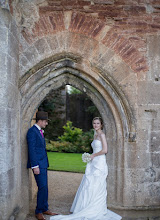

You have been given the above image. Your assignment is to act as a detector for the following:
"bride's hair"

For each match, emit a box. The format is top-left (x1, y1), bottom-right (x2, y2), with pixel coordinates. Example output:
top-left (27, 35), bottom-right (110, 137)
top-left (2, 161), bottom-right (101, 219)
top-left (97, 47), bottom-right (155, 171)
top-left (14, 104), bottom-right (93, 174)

top-left (92, 117), bottom-right (104, 130)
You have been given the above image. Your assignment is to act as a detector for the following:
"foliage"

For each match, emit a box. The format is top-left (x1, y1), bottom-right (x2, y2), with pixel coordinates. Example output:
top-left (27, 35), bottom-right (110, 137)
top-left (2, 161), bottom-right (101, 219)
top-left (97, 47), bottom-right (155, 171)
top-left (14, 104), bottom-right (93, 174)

top-left (44, 118), bottom-right (62, 140)
top-left (46, 121), bottom-right (94, 153)
top-left (86, 105), bottom-right (98, 114)
top-left (80, 129), bottom-right (94, 153)
top-left (46, 140), bottom-right (77, 153)
top-left (58, 121), bottom-right (83, 143)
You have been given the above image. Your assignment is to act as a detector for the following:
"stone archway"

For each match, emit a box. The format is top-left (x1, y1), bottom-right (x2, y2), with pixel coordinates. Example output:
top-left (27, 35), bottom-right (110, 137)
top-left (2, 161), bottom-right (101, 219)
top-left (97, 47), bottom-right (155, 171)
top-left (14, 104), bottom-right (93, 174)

top-left (19, 52), bottom-right (136, 217)
top-left (16, 8), bottom-right (145, 218)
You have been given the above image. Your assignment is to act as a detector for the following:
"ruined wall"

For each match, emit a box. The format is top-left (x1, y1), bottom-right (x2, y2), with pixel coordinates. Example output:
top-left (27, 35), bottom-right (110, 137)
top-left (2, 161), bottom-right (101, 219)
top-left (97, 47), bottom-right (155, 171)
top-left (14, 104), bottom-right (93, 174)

top-left (0, 0), bottom-right (160, 219)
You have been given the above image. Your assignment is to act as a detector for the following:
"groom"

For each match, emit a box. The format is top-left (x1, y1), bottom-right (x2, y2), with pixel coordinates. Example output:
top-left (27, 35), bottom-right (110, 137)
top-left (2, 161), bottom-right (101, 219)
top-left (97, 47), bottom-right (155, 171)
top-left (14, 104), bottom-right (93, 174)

top-left (27, 111), bottom-right (57, 220)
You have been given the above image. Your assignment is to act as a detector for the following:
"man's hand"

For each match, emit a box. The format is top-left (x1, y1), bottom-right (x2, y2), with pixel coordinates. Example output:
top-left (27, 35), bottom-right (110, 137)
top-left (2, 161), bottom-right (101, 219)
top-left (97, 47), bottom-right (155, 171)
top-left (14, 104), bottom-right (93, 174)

top-left (33, 167), bottom-right (40, 175)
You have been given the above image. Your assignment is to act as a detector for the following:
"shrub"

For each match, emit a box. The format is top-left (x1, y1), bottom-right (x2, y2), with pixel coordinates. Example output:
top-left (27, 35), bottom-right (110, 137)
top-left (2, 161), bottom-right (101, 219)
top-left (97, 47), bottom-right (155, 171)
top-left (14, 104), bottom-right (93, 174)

top-left (46, 121), bottom-right (94, 153)
top-left (79, 129), bottom-right (94, 153)
top-left (58, 121), bottom-right (83, 143)
top-left (46, 140), bottom-right (77, 153)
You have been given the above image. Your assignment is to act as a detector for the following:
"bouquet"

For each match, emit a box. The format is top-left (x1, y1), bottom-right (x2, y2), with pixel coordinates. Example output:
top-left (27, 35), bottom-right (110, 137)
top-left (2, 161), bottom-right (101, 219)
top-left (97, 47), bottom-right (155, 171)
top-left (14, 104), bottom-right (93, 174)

top-left (82, 152), bottom-right (91, 163)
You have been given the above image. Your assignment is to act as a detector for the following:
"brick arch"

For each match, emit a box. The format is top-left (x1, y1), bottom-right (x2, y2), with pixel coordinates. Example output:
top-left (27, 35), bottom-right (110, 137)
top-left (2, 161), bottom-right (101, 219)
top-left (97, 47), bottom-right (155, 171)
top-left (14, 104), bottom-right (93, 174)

top-left (20, 11), bottom-right (148, 75)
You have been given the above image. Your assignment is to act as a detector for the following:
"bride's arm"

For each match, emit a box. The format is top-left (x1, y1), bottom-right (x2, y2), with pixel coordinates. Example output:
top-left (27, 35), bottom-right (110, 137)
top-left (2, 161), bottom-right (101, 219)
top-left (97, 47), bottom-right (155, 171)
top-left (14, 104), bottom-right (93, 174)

top-left (91, 133), bottom-right (108, 159)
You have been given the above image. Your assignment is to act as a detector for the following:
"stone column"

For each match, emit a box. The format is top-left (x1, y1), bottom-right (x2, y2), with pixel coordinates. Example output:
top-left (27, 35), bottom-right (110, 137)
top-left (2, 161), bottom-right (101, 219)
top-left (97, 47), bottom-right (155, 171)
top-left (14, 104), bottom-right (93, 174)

top-left (0, 7), bottom-right (22, 220)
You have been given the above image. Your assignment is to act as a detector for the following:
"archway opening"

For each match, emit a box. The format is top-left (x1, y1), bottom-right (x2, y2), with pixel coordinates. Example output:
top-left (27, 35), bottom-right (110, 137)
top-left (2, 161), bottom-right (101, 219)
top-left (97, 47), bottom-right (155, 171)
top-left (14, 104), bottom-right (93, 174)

top-left (27, 84), bottom-right (118, 216)
top-left (20, 55), bottom-right (135, 217)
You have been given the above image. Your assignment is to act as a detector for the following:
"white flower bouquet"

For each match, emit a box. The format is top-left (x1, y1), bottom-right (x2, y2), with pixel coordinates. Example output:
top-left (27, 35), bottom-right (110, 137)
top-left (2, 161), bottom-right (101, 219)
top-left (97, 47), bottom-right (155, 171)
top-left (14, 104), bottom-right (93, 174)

top-left (82, 152), bottom-right (91, 163)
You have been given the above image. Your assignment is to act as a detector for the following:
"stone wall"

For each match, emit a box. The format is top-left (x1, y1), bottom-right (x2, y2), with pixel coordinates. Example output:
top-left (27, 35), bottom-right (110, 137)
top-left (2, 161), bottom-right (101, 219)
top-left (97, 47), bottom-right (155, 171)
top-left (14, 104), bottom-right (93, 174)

top-left (0, 7), bottom-right (22, 220)
top-left (0, 0), bottom-right (160, 219)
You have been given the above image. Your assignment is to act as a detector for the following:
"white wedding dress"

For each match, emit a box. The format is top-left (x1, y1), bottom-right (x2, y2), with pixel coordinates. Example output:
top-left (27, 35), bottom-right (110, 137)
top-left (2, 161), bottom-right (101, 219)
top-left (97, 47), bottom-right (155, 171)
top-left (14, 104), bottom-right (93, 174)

top-left (50, 140), bottom-right (122, 220)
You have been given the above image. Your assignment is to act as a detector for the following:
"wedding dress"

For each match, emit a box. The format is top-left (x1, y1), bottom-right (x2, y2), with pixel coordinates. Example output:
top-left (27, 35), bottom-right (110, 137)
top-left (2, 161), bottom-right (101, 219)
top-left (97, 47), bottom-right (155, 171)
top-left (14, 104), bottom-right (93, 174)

top-left (50, 140), bottom-right (122, 220)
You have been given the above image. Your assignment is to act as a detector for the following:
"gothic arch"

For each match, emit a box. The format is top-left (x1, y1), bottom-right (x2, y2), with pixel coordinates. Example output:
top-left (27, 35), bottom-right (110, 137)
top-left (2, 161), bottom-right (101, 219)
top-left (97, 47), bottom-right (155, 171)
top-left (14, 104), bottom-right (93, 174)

top-left (19, 52), bottom-right (137, 213)
top-left (19, 53), bottom-right (136, 143)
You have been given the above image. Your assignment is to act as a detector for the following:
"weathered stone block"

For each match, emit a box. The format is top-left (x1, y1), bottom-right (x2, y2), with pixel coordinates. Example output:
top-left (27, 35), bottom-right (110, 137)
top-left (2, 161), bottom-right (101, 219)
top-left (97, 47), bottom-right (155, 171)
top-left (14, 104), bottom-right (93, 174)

top-left (0, 25), bottom-right (9, 52)
top-left (0, 52), bottom-right (8, 80)
top-left (19, 55), bottom-right (30, 77)
top-left (147, 35), bottom-right (160, 80)
top-left (0, 8), bottom-right (11, 28)
top-left (151, 153), bottom-right (160, 168)
top-left (138, 81), bottom-right (160, 105)
top-left (46, 34), bottom-right (60, 52)
top-left (136, 129), bottom-right (148, 151)
top-left (34, 37), bottom-right (50, 56)
top-left (150, 131), bottom-right (160, 153)
top-left (8, 31), bottom-right (19, 62)
top-left (125, 149), bottom-right (150, 169)
top-left (22, 45), bottom-right (39, 64)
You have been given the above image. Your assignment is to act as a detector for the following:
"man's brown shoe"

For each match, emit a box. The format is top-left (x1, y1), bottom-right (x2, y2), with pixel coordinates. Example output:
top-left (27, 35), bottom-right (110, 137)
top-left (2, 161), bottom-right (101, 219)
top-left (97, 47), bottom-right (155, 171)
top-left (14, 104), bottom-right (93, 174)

top-left (35, 213), bottom-right (46, 220)
top-left (43, 210), bottom-right (58, 216)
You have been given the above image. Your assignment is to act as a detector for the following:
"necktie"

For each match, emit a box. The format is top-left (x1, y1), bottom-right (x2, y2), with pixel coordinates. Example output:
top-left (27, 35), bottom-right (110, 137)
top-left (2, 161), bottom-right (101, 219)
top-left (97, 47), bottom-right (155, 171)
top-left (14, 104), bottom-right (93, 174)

top-left (40, 129), bottom-right (44, 138)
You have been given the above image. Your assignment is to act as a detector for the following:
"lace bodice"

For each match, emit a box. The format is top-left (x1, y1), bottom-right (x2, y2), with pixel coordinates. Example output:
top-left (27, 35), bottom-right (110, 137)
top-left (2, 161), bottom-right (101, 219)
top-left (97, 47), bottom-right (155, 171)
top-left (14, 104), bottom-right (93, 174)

top-left (91, 139), bottom-right (103, 153)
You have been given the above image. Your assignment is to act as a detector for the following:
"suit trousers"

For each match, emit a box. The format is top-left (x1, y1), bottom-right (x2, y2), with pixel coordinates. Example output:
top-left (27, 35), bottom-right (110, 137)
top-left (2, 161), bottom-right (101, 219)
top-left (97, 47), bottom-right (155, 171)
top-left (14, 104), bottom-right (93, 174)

top-left (34, 168), bottom-right (48, 214)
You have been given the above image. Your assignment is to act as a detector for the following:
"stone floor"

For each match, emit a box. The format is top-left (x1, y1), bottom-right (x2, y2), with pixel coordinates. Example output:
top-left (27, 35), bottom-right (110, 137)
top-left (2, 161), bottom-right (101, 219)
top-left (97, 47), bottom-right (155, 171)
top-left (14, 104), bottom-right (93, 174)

top-left (25, 171), bottom-right (160, 220)
top-left (25, 171), bottom-right (83, 220)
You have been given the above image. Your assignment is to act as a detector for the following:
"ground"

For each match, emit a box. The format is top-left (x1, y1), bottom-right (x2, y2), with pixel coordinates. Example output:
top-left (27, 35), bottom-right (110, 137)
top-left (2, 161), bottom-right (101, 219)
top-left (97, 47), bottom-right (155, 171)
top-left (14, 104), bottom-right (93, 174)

top-left (25, 171), bottom-right (83, 220)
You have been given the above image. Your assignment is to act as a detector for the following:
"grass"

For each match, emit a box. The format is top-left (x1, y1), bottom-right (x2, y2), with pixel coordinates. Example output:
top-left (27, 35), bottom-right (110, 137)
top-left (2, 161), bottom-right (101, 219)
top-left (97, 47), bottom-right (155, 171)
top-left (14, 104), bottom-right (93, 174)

top-left (47, 152), bottom-right (86, 173)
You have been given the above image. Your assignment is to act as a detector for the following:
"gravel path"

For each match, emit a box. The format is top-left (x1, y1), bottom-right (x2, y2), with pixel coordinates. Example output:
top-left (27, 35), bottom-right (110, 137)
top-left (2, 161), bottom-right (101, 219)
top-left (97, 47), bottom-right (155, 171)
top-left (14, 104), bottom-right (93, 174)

top-left (25, 171), bottom-right (83, 220)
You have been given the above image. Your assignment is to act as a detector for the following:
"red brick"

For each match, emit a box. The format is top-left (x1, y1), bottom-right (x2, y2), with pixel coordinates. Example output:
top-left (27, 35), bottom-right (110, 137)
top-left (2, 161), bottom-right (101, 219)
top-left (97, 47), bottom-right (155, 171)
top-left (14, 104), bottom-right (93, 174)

top-left (61, 0), bottom-right (78, 6)
top-left (48, 12), bottom-right (65, 30)
top-left (131, 56), bottom-right (148, 72)
top-left (121, 46), bottom-right (137, 61)
top-left (21, 30), bottom-right (33, 44)
top-left (127, 21), bottom-right (148, 28)
top-left (79, 16), bottom-right (93, 34)
top-left (31, 22), bottom-right (43, 38)
top-left (48, 1), bottom-right (62, 6)
top-left (98, 10), bottom-right (120, 18)
top-left (124, 5), bottom-right (146, 12)
top-left (48, 16), bottom-right (57, 30)
top-left (77, 0), bottom-right (91, 6)
top-left (113, 38), bottom-right (130, 54)
top-left (152, 0), bottom-right (160, 5)
top-left (9, 0), bottom-right (14, 14)
top-left (93, 0), bottom-right (114, 4)
top-left (76, 15), bottom-right (86, 31)
top-left (134, 65), bottom-right (148, 72)
top-left (102, 30), bottom-right (119, 47)
top-left (114, 0), bottom-right (139, 5)
top-left (39, 17), bottom-right (50, 35)
top-left (91, 23), bottom-right (105, 37)
top-left (70, 12), bottom-right (83, 31)
top-left (150, 24), bottom-right (160, 29)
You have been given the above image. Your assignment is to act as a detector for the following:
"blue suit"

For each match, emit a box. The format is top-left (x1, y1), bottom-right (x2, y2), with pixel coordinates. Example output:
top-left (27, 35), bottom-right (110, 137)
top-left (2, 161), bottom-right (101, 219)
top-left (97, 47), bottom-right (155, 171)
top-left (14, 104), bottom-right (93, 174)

top-left (27, 125), bottom-right (49, 214)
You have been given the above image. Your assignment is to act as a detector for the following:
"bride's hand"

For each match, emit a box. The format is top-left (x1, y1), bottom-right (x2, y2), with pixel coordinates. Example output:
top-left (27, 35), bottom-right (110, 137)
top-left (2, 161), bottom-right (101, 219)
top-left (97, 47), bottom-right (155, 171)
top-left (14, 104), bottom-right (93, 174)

top-left (90, 154), bottom-right (95, 160)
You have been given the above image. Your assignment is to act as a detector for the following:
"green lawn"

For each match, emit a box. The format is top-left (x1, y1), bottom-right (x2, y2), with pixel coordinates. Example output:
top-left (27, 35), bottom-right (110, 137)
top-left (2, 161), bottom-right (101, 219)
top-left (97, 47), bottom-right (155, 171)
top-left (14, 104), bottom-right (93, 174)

top-left (47, 152), bottom-right (86, 173)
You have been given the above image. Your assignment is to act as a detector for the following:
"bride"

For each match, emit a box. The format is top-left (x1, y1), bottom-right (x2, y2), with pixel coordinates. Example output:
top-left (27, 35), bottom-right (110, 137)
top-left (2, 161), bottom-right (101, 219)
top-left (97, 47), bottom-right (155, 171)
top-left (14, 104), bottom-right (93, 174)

top-left (50, 117), bottom-right (122, 220)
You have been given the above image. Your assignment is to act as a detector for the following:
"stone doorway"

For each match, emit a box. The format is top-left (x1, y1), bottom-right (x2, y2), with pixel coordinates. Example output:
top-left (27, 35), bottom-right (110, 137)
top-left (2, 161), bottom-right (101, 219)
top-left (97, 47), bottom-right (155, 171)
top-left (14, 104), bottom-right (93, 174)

top-left (19, 53), bottom-right (135, 218)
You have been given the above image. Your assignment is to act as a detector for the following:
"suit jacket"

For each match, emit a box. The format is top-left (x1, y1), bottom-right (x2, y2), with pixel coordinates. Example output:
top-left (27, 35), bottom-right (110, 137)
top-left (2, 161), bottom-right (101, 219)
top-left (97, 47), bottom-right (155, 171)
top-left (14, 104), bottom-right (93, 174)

top-left (27, 125), bottom-right (49, 169)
